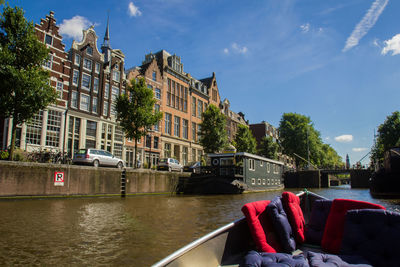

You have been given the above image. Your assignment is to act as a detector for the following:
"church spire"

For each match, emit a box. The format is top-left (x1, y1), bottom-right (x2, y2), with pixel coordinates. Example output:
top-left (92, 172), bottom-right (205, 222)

top-left (101, 12), bottom-right (111, 64)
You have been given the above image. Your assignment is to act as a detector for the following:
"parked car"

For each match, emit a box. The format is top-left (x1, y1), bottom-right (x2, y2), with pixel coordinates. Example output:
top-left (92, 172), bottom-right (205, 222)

top-left (157, 158), bottom-right (183, 172)
top-left (183, 161), bottom-right (201, 173)
top-left (72, 148), bottom-right (125, 169)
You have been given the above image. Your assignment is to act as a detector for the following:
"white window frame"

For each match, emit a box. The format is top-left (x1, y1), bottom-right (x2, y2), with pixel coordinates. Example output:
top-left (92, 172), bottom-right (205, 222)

top-left (112, 70), bottom-right (120, 82)
top-left (43, 54), bottom-right (52, 69)
top-left (95, 62), bottom-right (100, 74)
top-left (93, 77), bottom-right (99, 93)
top-left (56, 81), bottom-right (63, 98)
top-left (81, 73), bottom-right (91, 91)
top-left (92, 97), bottom-right (98, 114)
top-left (104, 84), bottom-right (110, 99)
top-left (103, 101), bottom-right (109, 116)
top-left (83, 58), bottom-right (92, 71)
top-left (155, 88), bottom-right (161, 100)
top-left (71, 91), bottom-right (78, 108)
top-left (80, 93), bottom-right (90, 112)
top-left (75, 54), bottom-right (80, 66)
top-left (72, 70), bottom-right (79, 86)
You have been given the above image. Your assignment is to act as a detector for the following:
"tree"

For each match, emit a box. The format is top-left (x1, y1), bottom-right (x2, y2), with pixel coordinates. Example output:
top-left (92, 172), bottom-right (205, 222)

top-left (0, 5), bottom-right (56, 160)
top-left (371, 111), bottom-right (400, 163)
top-left (115, 77), bottom-right (162, 168)
top-left (233, 124), bottom-right (257, 154)
top-left (199, 104), bottom-right (228, 153)
top-left (258, 136), bottom-right (279, 160)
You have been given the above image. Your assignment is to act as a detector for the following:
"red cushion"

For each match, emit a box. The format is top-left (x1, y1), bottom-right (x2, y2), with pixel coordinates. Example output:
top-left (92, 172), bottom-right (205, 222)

top-left (282, 191), bottom-right (305, 243)
top-left (241, 200), bottom-right (280, 253)
top-left (321, 199), bottom-right (385, 254)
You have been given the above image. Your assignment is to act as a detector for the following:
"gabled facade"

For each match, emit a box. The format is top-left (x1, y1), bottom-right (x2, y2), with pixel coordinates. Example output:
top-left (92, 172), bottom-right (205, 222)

top-left (1, 11), bottom-right (71, 152)
top-left (220, 98), bottom-right (248, 143)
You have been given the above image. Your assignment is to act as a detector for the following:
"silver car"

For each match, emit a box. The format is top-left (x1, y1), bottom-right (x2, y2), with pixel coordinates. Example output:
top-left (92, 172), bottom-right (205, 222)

top-left (157, 158), bottom-right (183, 172)
top-left (72, 148), bottom-right (125, 169)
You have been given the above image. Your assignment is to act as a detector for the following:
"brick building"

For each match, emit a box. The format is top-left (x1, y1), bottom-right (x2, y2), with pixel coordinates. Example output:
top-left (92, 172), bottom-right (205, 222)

top-left (1, 11), bottom-right (70, 153)
top-left (220, 98), bottom-right (248, 143)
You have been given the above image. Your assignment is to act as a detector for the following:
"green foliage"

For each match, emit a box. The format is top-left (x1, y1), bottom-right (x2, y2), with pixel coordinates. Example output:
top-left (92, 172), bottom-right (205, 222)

top-left (279, 112), bottom-right (342, 168)
top-left (371, 111), bottom-right (400, 163)
top-left (258, 136), bottom-right (279, 160)
top-left (115, 77), bottom-right (162, 167)
top-left (0, 149), bottom-right (9, 160)
top-left (233, 124), bottom-right (257, 154)
top-left (0, 5), bottom-right (57, 160)
top-left (199, 104), bottom-right (228, 153)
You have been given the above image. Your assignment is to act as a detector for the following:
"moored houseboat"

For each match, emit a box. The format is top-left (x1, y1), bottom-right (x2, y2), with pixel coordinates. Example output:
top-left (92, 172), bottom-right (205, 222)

top-left (177, 152), bottom-right (285, 194)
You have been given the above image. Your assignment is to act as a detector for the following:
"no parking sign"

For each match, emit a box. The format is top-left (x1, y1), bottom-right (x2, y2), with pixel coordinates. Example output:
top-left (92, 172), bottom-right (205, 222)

top-left (54, 172), bottom-right (64, 186)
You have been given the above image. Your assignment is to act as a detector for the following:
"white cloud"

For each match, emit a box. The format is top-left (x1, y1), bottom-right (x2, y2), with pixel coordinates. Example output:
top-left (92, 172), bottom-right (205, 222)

top-left (128, 2), bottom-right (142, 17)
top-left (343, 0), bottom-right (388, 52)
top-left (223, 43), bottom-right (248, 55)
top-left (300, 23), bottom-right (310, 33)
top-left (334, 134), bottom-right (353, 143)
top-left (381, 34), bottom-right (400, 55)
top-left (352, 147), bottom-right (368, 152)
top-left (59, 16), bottom-right (93, 41)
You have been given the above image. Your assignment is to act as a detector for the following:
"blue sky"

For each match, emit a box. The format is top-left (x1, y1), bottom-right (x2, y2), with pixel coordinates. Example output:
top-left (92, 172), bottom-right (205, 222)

top-left (8, 0), bottom-right (400, 165)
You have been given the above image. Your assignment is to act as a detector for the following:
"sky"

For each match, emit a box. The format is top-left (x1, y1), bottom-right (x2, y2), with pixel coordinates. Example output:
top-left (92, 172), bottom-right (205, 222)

top-left (7, 0), bottom-right (400, 166)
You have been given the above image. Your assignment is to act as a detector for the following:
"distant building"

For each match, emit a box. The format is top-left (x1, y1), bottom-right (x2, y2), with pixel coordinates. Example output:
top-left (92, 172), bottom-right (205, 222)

top-left (220, 98), bottom-right (248, 143)
top-left (346, 154), bottom-right (350, 169)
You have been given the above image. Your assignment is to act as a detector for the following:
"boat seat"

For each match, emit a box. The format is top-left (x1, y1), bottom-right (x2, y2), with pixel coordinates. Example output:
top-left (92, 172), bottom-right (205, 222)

top-left (266, 196), bottom-right (296, 253)
top-left (306, 251), bottom-right (372, 267)
top-left (340, 209), bottom-right (400, 267)
top-left (241, 250), bottom-right (309, 267)
top-left (321, 199), bottom-right (385, 254)
top-left (304, 199), bottom-right (332, 246)
top-left (282, 191), bottom-right (305, 244)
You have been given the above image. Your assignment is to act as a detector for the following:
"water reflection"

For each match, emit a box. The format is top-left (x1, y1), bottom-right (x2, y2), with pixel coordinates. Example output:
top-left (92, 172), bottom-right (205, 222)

top-left (0, 188), bottom-right (399, 266)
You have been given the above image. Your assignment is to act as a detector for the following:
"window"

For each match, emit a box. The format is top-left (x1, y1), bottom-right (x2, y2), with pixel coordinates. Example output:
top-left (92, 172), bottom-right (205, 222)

top-left (72, 70), bottom-right (79, 86)
top-left (81, 73), bottom-right (91, 90)
top-left (112, 70), bottom-right (120, 82)
top-left (192, 122), bottom-right (196, 141)
top-left (43, 54), bottom-right (52, 69)
top-left (86, 121), bottom-right (97, 138)
top-left (155, 88), bottom-right (161, 100)
top-left (197, 124), bottom-right (201, 142)
top-left (75, 54), bottom-right (80, 66)
top-left (92, 97), bottom-right (98, 114)
top-left (174, 116), bottom-right (180, 137)
top-left (95, 62), bottom-right (100, 73)
top-left (145, 135), bottom-right (151, 148)
top-left (45, 34), bottom-right (52, 45)
top-left (267, 163), bottom-right (270, 173)
top-left (86, 46), bottom-right (93, 56)
top-left (197, 99), bottom-right (203, 118)
top-left (182, 147), bottom-right (188, 166)
top-left (167, 79), bottom-right (171, 106)
top-left (104, 84), bottom-right (110, 99)
top-left (212, 89), bottom-right (217, 102)
top-left (80, 94), bottom-right (90, 111)
top-left (111, 86), bottom-right (119, 115)
top-left (93, 77), bottom-right (99, 93)
top-left (192, 97), bottom-right (196, 117)
top-left (56, 81), bottom-right (63, 98)
top-left (26, 111), bottom-right (43, 145)
top-left (164, 143), bottom-right (171, 158)
top-left (249, 159), bottom-right (255, 171)
top-left (46, 110), bottom-right (62, 147)
top-left (182, 119), bottom-right (188, 139)
top-left (152, 71), bottom-right (156, 81)
top-left (154, 136), bottom-right (159, 149)
top-left (71, 91), bottom-right (78, 108)
top-left (165, 113), bottom-right (172, 135)
top-left (154, 104), bottom-right (160, 131)
top-left (103, 101), bottom-right (109, 116)
top-left (83, 58), bottom-right (92, 71)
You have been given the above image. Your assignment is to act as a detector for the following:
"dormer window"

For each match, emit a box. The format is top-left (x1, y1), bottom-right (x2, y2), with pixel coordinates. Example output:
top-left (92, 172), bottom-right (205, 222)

top-left (86, 46), bottom-right (93, 56)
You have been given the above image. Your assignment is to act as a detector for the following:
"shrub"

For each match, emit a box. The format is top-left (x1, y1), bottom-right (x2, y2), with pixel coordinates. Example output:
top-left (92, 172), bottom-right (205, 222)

top-left (0, 150), bottom-right (9, 160)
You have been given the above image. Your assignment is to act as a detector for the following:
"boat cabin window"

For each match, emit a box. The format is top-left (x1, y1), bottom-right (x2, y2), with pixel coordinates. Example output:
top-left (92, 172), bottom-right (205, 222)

top-left (249, 159), bottom-right (255, 171)
top-left (258, 179), bottom-right (261, 185)
top-left (235, 155), bottom-right (243, 167)
top-left (260, 161), bottom-right (263, 167)
top-left (220, 158), bottom-right (234, 166)
top-left (251, 178), bottom-right (256, 185)
top-left (267, 163), bottom-right (270, 173)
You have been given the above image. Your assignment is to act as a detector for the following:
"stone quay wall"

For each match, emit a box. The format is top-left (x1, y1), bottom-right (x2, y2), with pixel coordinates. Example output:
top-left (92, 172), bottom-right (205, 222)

top-left (0, 161), bottom-right (189, 198)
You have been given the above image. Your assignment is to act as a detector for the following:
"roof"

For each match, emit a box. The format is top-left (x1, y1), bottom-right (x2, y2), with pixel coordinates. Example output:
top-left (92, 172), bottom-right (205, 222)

top-left (207, 152), bottom-right (284, 165)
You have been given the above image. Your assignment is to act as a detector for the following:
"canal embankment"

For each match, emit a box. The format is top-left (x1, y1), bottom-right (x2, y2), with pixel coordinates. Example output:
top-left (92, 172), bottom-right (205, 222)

top-left (0, 161), bottom-right (189, 198)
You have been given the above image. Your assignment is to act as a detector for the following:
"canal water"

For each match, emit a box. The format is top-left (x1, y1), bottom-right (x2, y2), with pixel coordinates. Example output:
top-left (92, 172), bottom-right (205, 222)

top-left (1, 186), bottom-right (399, 266)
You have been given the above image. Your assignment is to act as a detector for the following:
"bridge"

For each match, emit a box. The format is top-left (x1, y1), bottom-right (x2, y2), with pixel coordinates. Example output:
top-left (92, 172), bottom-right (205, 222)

top-left (284, 169), bottom-right (371, 188)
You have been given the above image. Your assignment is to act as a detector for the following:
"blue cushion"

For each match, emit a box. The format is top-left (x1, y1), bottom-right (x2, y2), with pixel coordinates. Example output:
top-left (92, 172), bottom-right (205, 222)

top-left (305, 199), bottom-right (332, 246)
top-left (306, 251), bottom-right (372, 267)
top-left (242, 250), bottom-right (309, 267)
top-left (341, 209), bottom-right (400, 267)
top-left (266, 196), bottom-right (296, 253)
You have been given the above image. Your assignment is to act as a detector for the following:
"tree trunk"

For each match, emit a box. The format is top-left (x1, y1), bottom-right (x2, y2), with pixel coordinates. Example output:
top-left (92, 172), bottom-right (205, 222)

top-left (8, 119), bottom-right (17, 161)
top-left (134, 139), bottom-right (138, 169)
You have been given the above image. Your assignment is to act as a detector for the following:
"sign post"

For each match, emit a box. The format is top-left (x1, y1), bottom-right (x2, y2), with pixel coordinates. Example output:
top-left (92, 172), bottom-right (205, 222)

top-left (54, 172), bottom-right (64, 186)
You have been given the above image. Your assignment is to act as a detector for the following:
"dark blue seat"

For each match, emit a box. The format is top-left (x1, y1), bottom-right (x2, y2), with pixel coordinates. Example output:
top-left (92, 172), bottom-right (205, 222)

top-left (304, 199), bottom-right (332, 246)
top-left (241, 251), bottom-right (309, 267)
top-left (266, 196), bottom-right (296, 253)
top-left (306, 251), bottom-right (372, 267)
top-left (340, 209), bottom-right (400, 267)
